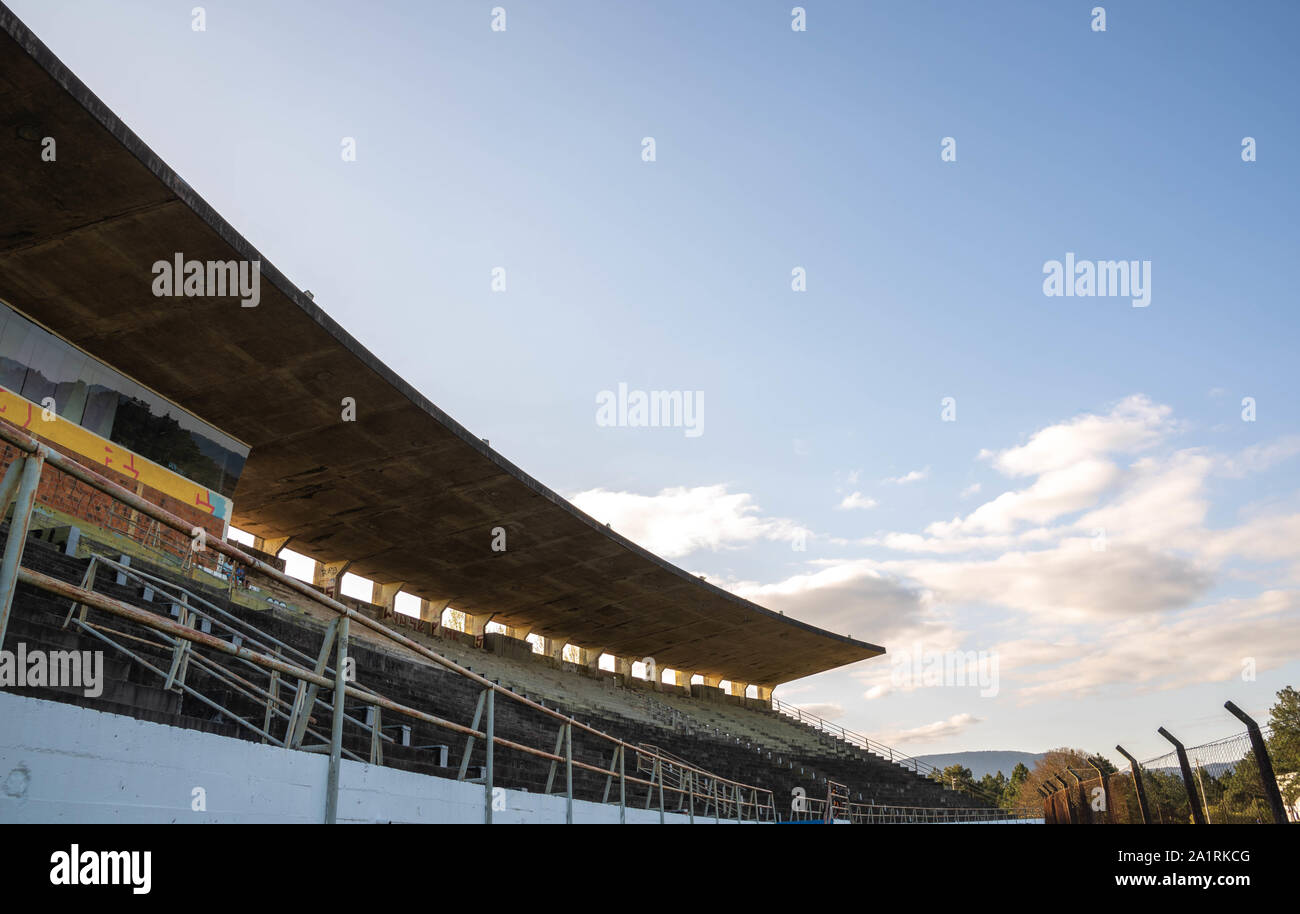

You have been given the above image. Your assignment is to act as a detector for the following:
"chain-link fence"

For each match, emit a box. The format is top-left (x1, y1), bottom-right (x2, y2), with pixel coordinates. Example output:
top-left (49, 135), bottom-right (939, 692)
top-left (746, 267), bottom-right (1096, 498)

top-left (1042, 701), bottom-right (1298, 824)
top-left (1041, 767), bottom-right (1142, 824)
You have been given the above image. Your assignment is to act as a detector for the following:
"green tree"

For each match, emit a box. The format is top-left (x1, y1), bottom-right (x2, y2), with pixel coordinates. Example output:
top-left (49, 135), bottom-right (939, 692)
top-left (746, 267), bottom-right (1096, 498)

top-left (931, 763), bottom-right (976, 793)
top-left (1266, 686), bottom-right (1299, 813)
top-left (1002, 762), bottom-right (1030, 810)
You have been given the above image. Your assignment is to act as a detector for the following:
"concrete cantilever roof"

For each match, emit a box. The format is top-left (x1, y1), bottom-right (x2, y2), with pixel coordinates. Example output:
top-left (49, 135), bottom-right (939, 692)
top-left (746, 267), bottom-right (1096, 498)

top-left (0, 5), bottom-right (884, 686)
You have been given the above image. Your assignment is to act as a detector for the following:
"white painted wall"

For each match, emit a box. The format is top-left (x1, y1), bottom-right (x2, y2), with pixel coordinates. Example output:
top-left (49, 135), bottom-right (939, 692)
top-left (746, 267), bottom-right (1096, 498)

top-left (0, 693), bottom-right (751, 824)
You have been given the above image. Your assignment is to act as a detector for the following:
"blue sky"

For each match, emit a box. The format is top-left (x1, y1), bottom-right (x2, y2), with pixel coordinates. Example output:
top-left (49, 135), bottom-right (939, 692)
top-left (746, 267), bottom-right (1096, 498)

top-left (12, 0), bottom-right (1299, 764)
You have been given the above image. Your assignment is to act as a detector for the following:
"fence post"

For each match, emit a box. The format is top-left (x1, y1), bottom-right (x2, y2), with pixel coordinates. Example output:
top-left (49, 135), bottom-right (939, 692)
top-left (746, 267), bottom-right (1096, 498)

top-left (324, 615), bottom-right (349, 824)
top-left (655, 757), bottom-right (665, 824)
top-left (1086, 760), bottom-right (1110, 824)
top-left (1157, 726), bottom-right (1207, 825)
top-left (1066, 768), bottom-right (1091, 824)
top-left (0, 452), bottom-right (44, 651)
top-left (687, 770), bottom-right (695, 824)
top-left (1115, 745), bottom-right (1150, 824)
top-left (484, 688), bottom-right (495, 824)
top-left (1053, 774), bottom-right (1076, 824)
top-left (618, 745), bottom-right (626, 824)
top-left (1036, 784), bottom-right (1053, 824)
top-left (1224, 701), bottom-right (1289, 824)
top-left (565, 721), bottom-right (573, 825)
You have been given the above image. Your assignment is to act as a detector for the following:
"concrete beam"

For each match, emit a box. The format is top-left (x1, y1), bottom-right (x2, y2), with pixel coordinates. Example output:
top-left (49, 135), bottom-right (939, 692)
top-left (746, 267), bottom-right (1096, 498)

top-left (257, 535), bottom-right (293, 557)
top-left (463, 613), bottom-right (493, 638)
top-left (419, 598), bottom-right (450, 625)
top-left (312, 560), bottom-right (350, 596)
top-left (371, 581), bottom-right (404, 615)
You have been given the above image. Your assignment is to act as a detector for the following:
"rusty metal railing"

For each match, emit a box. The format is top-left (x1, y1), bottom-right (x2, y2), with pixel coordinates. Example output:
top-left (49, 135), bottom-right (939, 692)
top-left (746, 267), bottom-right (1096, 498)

top-left (771, 696), bottom-right (1006, 808)
top-left (787, 795), bottom-right (1038, 824)
top-left (0, 419), bottom-right (778, 824)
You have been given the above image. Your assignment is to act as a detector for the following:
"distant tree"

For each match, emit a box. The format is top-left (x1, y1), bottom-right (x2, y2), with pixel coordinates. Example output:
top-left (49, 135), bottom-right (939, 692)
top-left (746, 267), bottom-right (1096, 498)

top-left (930, 763), bottom-right (976, 794)
top-left (1086, 753), bottom-right (1118, 776)
top-left (977, 769), bottom-right (1003, 806)
top-left (1001, 762), bottom-right (1030, 810)
top-left (1267, 686), bottom-right (1300, 809)
top-left (1014, 748), bottom-right (1110, 815)
top-left (1143, 768), bottom-right (1194, 824)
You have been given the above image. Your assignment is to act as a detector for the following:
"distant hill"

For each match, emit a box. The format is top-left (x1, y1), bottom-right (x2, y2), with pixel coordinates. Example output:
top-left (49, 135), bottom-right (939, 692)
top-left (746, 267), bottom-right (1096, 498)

top-left (915, 751), bottom-right (1046, 780)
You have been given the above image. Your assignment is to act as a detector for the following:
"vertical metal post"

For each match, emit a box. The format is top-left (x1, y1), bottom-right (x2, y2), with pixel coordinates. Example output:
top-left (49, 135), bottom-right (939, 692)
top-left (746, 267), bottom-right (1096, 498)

top-left (457, 689), bottom-right (486, 781)
top-left (564, 721), bottom-right (573, 825)
top-left (1225, 701), bottom-right (1290, 824)
top-left (687, 770), bottom-right (695, 824)
top-left (369, 705), bottom-right (383, 766)
top-left (618, 744), bottom-right (626, 824)
top-left (656, 757), bottom-right (665, 824)
top-left (262, 649), bottom-right (281, 744)
top-left (1158, 726), bottom-right (1207, 825)
top-left (1087, 760), bottom-right (1109, 825)
top-left (484, 688), bottom-right (494, 824)
top-left (324, 615), bottom-right (349, 824)
top-left (286, 617), bottom-right (338, 750)
top-left (0, 453), bottom-right (44, 651)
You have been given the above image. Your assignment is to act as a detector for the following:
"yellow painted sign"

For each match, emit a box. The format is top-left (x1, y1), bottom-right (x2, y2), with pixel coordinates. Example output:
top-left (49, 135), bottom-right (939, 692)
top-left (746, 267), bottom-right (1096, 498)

top-left (0, 385), bottom-right (232, 522)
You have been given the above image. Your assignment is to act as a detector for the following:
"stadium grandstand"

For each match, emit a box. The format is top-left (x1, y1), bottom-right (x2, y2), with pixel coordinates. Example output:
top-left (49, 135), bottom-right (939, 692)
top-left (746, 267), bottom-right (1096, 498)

top-left (0, 5), bottom-right (1014, 824)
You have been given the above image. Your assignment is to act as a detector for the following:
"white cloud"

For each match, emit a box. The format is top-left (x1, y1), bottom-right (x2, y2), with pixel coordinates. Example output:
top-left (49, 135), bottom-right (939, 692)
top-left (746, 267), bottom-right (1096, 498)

top-left (729, 560), bottom-right (930, 644)
top-left (1219, 435), bottom-right (1300, 478)
top-left (795, 702), bottom-right (845, 720)
top-left (880, 713), bottom-right (982, 744)
top-left (983, 394), bottom-right (1174, 477)
top-left (960, 483), bottom-right (982, 498)
top-left (837, 491), bottom-right (877, 511)
top-left (568, 484), bottom-right (802, 558)
top-left (574, 399), bottom-right (1300, 719)
top-left (1003, 590), bottom-right (1300, 700)
top-left (885, 467), bottom-right (929, 485)
top-left (896, 538), bottom-right (1213, 621)
top-left (928, 458), bottom-right (1122, 536)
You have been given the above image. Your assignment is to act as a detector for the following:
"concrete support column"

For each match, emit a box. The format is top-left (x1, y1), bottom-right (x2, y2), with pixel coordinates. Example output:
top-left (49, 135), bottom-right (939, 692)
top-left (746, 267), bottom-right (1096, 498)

top-left (419, 598), bottom-right (450, 630)
top-left (729, 681), bottom-right (748, 698)
top-left (542, 638), bottom-right (566, 663)
top-left (578, 647), bottom-right (604, 672)
top-left (615, 656), bottom-right (634, 680)
top-left (372, 581), bottom-right (404, 617)
top-left (673, 670), bottom-right (690, 688)
top-left (312, 560), bottom-right (350, 598)
top-left (504, 625), bottom-right (531, 642)
top-left (464, 613), bottom-right (492, 640)
top-left (701, 675), bottom-right (722, 688)
top-left (754, 685), bottom-right (773, 705)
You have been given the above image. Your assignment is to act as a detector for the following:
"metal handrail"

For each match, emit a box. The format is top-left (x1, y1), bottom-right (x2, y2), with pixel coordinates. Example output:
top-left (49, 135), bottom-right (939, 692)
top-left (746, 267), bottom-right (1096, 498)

top-left (788, 796), bottom-right (1038, 824)
top-left (0, 419), bottom-right (778, 823)
top-left (772, 696), bottom-right (931, 772)
top-left (770, 696), bottom-right (1005, 807)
